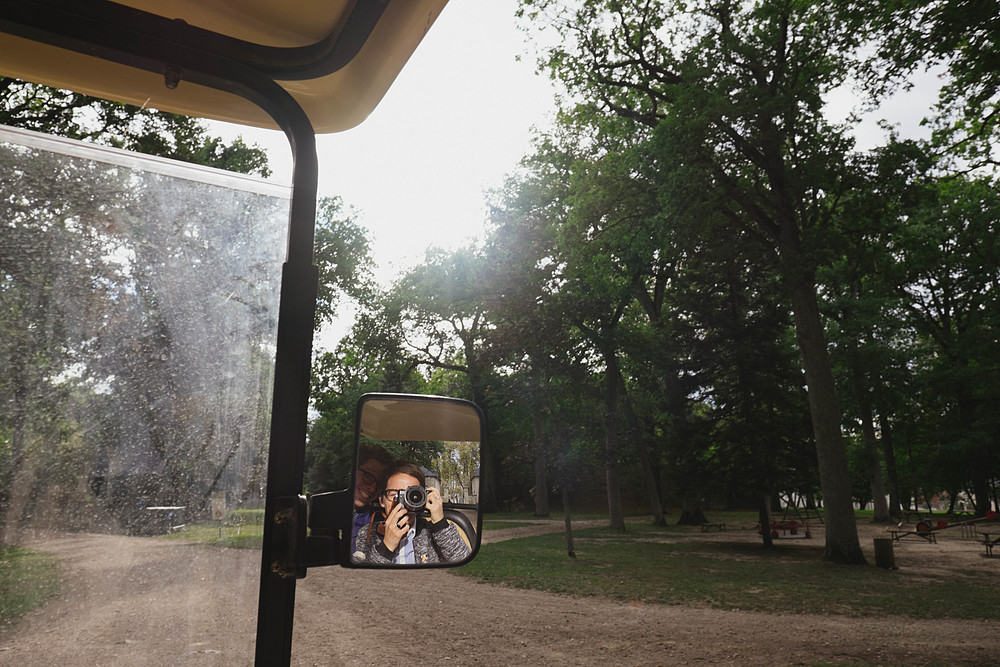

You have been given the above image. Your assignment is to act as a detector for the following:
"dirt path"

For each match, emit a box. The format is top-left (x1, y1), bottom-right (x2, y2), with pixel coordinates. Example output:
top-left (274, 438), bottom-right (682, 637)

top-left (2, 521), bottom-right (998, 665)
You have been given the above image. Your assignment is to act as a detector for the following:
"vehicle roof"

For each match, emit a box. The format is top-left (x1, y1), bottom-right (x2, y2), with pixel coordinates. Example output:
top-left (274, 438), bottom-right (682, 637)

top-left (0, 0), bottom-right (448, 133)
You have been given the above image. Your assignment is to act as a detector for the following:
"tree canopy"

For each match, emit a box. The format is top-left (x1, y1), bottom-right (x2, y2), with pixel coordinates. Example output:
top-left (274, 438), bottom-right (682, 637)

top-left (303, 0), bottom-right (1000, 565)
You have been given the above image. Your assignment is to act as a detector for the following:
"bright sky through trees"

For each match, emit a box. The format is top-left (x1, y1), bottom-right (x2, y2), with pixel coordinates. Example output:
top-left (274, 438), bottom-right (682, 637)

top-left (213, 0), bottom-right (555, 291)
top-left (212, 0), bottom-right (940, 352)
top-left (213, 0), bottom-right (556, 349)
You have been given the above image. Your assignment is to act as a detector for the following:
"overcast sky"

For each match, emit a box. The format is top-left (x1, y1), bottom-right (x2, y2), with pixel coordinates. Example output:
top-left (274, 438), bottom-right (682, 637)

top-left (218, 1), bottom-right (555, 276)
top-left (212, 0), bottom-right (557, 349)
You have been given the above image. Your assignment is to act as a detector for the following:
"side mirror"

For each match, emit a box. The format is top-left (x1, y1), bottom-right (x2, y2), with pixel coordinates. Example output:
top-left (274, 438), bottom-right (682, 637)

top-left (347, 393), bottom-right (483, 567)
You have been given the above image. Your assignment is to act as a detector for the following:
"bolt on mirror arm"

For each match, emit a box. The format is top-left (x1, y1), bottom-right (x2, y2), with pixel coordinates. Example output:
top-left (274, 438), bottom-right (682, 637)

top-left (302, 490), bottom-right (353, 568)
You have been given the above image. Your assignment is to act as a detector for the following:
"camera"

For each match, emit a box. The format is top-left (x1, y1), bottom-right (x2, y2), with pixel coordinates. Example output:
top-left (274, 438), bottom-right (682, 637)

top-left (394, 485), bottom-right (427, 512)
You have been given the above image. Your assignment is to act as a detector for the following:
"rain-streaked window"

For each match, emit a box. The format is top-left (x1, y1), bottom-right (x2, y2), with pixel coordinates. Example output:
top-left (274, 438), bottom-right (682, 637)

top-left (0, 125), bottom-right (289, 661)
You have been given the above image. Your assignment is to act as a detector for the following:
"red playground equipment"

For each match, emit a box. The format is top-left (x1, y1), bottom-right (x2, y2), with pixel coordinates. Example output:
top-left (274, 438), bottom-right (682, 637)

top-left (889, 510), bottom-right (997, 554)
top-left (760, 519), bottom-right (812, 539)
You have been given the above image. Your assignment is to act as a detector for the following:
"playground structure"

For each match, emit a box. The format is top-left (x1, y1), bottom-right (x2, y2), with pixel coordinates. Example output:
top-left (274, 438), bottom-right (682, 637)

top-left (779, 493), bottom-right (824, 524)
top-left (755, 494), bottom-right (823, 539)
top-left (765, 519), bottom-right (812, 539)
top-left (888, 510), bottom-right (998, 555)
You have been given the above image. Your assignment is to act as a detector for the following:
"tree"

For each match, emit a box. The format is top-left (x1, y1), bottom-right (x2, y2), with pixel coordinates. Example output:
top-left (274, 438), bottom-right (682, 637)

top-left (676, 211), bottom-right (815, 539)
top-left (889, 174), bottom-right (1000, 515)
top-left (390, 247), bottom-right (501, 511)
top-left (312, 196), bottom-right (375, 331)
top-left (853, 1), bottom-right (1000, 170)
top-left (519, 0), bottom-right (869, 562)
top-left (482, 115), bottom-right (660, 529)
top-left (305, 326), bottom-right (427, 493)
top-left (480, 163), bottom-right (606, 519)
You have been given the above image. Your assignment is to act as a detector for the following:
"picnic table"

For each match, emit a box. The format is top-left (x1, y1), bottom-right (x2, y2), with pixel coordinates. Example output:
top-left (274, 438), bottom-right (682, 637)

top-left (700, 522), bottom-right (726, 533)
top-left (979, 532), bottom-right (999, 556)
top-left (145, 505), bottom-right (186, 534)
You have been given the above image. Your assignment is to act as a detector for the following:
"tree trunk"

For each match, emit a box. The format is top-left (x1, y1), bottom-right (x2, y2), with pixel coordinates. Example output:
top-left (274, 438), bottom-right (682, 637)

top-left (532, 412), bottom-right (550, 517)
top-left (469, 379), bottom-right (498, 514)
top-left (618, 377), bottom-right (666, 526)
top-left (945, 490), bottom-right (958, 514)
top-left (878, 412), bottom-right (902, 518)
top-left (970, 458), bottom-right (991, 517)
top-left (677, 489), bottom-right (707, 525)
top-left (603, 347), bottom-right (626, 531)
top-left (786, 278), bottom-right (865, 563)
top-left (851, 362), bottom-right (890, 523)
top-left (758, 494), bottom-right (774, 549)
top-left (955, 389), bottom-right (990, 518)
top-left (562, 487), bottom-right (575, 558)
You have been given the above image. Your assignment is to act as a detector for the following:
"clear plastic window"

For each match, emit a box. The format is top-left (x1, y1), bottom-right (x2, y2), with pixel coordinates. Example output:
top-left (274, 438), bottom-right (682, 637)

top-left (0, 125), bottom-right (289, 661)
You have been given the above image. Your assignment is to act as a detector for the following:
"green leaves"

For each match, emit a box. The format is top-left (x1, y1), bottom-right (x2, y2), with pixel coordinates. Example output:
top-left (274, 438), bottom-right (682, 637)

top-left (1, 78), bottom-right (271, 177)
top-left (313, 196), bottom-right (375, 330)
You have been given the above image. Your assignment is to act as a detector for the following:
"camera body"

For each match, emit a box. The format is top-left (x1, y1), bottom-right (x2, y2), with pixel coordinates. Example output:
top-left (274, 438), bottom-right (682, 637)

top-left (393, 485), bottom-right (427, 512)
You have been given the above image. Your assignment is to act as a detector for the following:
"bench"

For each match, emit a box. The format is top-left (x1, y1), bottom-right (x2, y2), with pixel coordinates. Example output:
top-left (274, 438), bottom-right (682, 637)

top-left (700, 523), bottom-right (726, 533)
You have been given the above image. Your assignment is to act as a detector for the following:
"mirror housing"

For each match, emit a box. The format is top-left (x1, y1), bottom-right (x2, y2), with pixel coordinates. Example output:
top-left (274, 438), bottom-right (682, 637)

top-left (305, 393), bottom-right (483, 569)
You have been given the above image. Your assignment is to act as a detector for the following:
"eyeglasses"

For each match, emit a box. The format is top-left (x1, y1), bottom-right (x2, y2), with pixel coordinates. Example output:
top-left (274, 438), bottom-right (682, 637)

top-left (357, 468), bottom-right (377, 486)
top-left (383, 488), bottom-right (404, 500)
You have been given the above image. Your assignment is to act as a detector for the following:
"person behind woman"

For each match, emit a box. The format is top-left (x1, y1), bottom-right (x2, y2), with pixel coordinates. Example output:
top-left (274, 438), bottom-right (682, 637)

top-left (354, 461), bottom-right (470, 565)
top-left (351, 444), bottom-right (393, 549)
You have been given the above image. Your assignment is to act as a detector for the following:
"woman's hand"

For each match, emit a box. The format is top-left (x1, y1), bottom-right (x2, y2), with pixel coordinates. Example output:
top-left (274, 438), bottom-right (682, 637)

top-left (426, 487), bottom-right (444, 523)
top-left (382, 502), bottom-right (410, 552)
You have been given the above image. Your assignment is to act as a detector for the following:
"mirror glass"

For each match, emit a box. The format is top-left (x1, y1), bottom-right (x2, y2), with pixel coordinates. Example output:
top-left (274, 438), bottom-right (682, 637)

top-left (349, 394), bottom-right (482, 567)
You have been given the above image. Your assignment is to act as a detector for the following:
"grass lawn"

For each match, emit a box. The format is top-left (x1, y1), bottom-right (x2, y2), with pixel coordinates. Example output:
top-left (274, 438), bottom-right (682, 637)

top-left (155, 506), bottom-right (999, 622)
top-left (161, 508), bottom-right (264, 549)
top-left (459, 513), bottom-right (1000, 621)
top-left (0, 546), bottom-right (60, 629)
top-left (481, 520), bottom-right (543, 531)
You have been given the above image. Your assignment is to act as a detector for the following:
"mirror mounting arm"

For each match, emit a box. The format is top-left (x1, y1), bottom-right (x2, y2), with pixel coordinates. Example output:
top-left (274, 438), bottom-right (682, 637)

top-left (268, 495), bottom-right (308, 580)
top-left (303, 490), bottom-right (353, 568)
top-left (268, 491), bottom-right (352, 576)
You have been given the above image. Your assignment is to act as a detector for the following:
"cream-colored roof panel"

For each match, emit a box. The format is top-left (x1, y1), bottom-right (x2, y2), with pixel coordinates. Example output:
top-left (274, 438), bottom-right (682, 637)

top-left (112, 0), bottom-right (353, 46)
top-left (282, 0), bottom-right (448, 133)
top-left (0, 0), bottom-right (449, 133)
top-left (0, 33), bottom-right (275, 128)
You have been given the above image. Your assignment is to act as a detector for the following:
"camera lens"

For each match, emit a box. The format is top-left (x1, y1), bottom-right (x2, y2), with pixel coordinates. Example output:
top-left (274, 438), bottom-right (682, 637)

top-left (403, 485), bottom-right (427, 511)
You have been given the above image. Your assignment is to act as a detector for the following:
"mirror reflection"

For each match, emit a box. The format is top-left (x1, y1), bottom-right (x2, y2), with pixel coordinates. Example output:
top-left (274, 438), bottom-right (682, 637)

top-left (350, 395), bottom-right (482, 567)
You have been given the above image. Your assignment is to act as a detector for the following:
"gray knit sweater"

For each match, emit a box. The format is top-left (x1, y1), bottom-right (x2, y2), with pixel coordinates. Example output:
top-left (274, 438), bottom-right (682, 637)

top-left (354, 516), bottom-right (471, 565)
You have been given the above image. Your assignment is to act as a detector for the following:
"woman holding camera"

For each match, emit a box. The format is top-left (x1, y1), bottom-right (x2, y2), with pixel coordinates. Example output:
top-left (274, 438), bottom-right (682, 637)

top-left (354, 461), bottom-right (471, 565)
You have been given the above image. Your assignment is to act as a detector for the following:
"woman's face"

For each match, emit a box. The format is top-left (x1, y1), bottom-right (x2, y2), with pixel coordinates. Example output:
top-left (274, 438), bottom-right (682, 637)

top-left (379, 472), bottom-right (421, 515)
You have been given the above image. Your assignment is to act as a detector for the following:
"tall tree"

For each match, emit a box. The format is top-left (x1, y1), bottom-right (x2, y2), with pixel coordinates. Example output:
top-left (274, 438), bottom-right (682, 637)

top-left (389, 247), bottom-right (501, 511)
top-left (889, 174), bottom-right (1000, 515)
top-left (519, 0), bottom-right (869, 562)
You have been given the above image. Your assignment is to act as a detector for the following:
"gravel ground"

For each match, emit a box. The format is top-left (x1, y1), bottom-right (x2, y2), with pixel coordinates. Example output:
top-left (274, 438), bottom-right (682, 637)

top-left (2, 518), bottom-right (998, 666)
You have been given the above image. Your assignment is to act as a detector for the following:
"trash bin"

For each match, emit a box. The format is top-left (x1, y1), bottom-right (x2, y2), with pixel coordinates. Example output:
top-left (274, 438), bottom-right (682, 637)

top-left (874, 537), bottom-right (896, 570)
